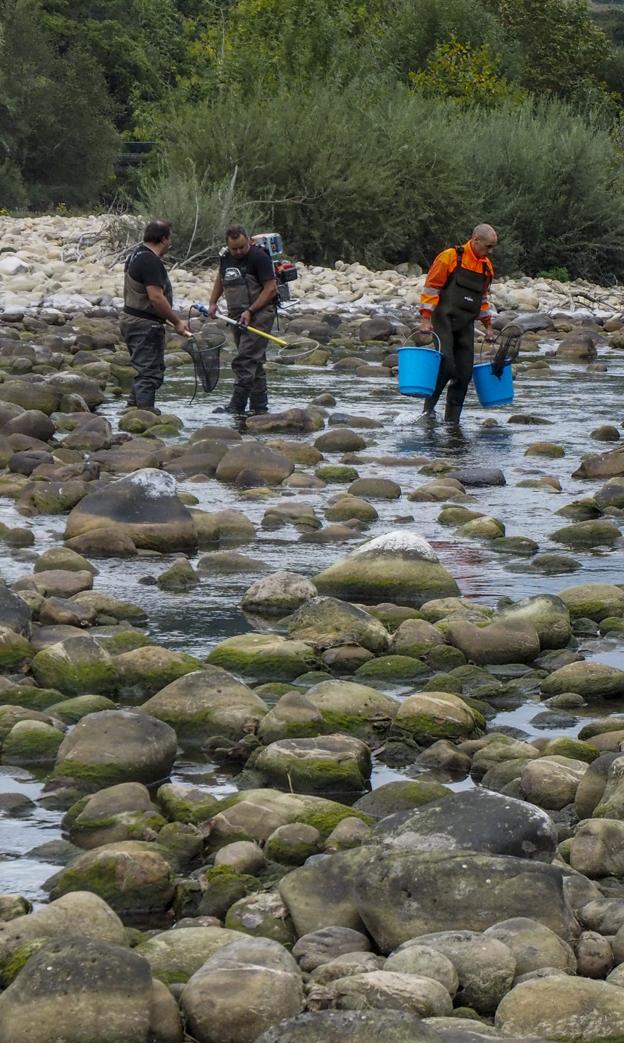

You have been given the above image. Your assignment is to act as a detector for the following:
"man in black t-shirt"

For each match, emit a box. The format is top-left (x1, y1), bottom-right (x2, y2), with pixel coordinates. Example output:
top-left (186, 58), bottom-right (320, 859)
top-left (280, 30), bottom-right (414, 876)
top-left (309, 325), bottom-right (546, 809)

top-left (208, 224), bottom-right (277, 415)
top-left (120, 219), bottom-right (190, 413)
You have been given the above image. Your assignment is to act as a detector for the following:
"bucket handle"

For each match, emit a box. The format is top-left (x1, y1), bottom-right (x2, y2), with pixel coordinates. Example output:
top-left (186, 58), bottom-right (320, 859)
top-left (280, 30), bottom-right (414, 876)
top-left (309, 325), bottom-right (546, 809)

top-left (406, 329), bottom-right (444, 354)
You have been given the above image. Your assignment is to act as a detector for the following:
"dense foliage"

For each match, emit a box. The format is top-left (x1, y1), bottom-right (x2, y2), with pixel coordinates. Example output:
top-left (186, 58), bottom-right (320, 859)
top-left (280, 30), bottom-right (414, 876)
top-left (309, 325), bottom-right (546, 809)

top-left (2, 0), bottom-right (624, 277)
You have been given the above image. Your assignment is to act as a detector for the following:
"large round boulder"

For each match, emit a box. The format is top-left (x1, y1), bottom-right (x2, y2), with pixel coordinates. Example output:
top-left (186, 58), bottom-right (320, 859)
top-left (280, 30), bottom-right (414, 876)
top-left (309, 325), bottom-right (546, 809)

top-left (495, 976), bottom-right (624, 1041)
top-left (445, 619), bottom-right (540, 666)
top-left (0, 892), bottom-right (126, 988)
top-left (64, 468), bottom-right (197, 553)
top-left (215, 443), bottom-right (294, 485)
top-left (286, 597), bottom-right (390, 653)
top-left (0, 936), bottom-right (154, 1043)
top-left (374, 789), bottom-right (557, 861)
top-left (140, 667), bottom-right (268, 745)
top-left (53, 709), bottom-right (177, 790)
top-left (352, 850), bottom-right (577, 952)
top-left (314, 532), bottom-right (459, 608)
top-left (180, 937), bottom-right (304, 1043)
top-left (31, 634), bottom-right (118, 695)
top-left (305, 680), bottom-right (397, 742)
top-left (48, 840), bottom-right (175, 918)
top-left (253, 735), bottom-right (371, 796)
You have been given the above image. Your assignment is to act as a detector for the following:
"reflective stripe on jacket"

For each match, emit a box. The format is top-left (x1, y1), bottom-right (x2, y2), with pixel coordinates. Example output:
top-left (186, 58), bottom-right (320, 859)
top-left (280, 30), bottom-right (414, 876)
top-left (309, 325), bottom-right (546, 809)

top-left (420, 240), bottom-right (494, 325)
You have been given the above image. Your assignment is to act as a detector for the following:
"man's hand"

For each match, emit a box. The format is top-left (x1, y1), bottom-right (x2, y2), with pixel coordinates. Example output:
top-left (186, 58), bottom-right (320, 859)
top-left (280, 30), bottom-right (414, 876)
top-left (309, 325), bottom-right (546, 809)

top-left (240, 310), bottom-right (252, 327)
top-left (420, 317), bottom-right (432, 334)
top-left (484, 326), bottom-right (496, 343)
top-left (208, 303), bottom-right (218, 319)
top-left (174, 318), bottom-right (191, 337)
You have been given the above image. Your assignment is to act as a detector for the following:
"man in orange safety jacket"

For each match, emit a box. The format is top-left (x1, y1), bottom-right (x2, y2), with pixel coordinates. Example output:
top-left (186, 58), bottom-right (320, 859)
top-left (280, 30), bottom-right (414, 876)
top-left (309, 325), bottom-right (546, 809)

top-left (419, 224), bottom-right (497, 423)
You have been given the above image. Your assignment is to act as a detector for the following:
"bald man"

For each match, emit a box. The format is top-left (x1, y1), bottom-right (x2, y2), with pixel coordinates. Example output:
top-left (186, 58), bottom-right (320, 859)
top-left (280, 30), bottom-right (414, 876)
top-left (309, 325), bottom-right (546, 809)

top-left (419, 224), bottom-right (497, 423)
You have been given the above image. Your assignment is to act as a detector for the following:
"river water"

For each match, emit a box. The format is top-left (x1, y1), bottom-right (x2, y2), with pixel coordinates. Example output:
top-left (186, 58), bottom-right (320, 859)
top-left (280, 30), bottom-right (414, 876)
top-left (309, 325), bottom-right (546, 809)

top-left (2, 329), bottom-right (624, 903)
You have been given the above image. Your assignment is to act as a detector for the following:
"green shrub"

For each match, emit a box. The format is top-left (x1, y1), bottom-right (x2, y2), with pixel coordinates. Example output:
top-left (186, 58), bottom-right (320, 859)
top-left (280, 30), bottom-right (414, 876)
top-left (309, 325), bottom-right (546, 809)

top-left (139, 83), bottom-right (624, 280)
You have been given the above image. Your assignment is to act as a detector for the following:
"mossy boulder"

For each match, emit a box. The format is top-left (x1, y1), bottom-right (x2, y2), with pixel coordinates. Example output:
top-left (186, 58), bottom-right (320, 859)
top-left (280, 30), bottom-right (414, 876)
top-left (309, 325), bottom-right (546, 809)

top-left (389, 691), bottom-right (485, 746)
top-left (207, 788), bottom-right (372, 851)
top-left (520, 755), bottom-right (588, 810)
top-left (558, 583), bottom-right (624, 621)
top-left (141, 666), bottom-right (268, 745)
top-left (192, 507), bottom-right (256, 548)
top-left (34, 547), bottom-right (97, 575)
top-left (0, 891), bottom-right (126, 988)
top-left (391, 619), bottom-right (445, 658)
top-left (354, 655), bottom-right (428, 682)
top-left (64, 782), bottom-right (165, 849)
top-left (258, 691), bottom-right (324, 745)
top-left (353, 780), bottom-right (450, 820)
top-left (445, 619), bottom-right (540, 666)
top-left (241, 571), bottom-right (318, 617)
top-left (541, 662), bottom-right (624, 700)
top-left (1, 719), bottom-right (63, 767)
top-left (53, 709), bottom-right (177, 790)
top-left (353, 850), bottom-right (577, 953)
top-left (495, 977), bottom-right (624, 1042)
top-left (496, 594), bottom-right (572, 650)
top-left (304, 679), bottom-right (397, 742)
top-left (314, 531), bottom-right (459, 608)
top-left (194, 864), bottom-right (259, 919)
top-left (47, 695), bottom-right (115, 723)
top-left (324, 495), bottom-right (379, 524)
top-left (264, 823), bottom-right (322, 865)
top-left (207, 633), bottom-right (319, 681)
top-left (225, 891), bottom-right (296, 947)
top-left (157, 558), bottom-right (199, 591)
top-left (115, 645), bottom-right (202, 702)
top-left (285, 597), bottom-right (389, 653)
top-left (48, 840), bottom-right (175, 919)
top-left (0, 627), bottom-right (32, 669)
top-left (156, 782), bottom-right (220, 824)
top-left (31, 635), bottom-right (118, 696)
top-left (135, 925), bottom-right (241, 984)
top-left (459, 516), bottom-right (505, 540)
top-left (551, 519), bottom-right (620, 548)
top-left (252, 734), bottom-right (372, 796)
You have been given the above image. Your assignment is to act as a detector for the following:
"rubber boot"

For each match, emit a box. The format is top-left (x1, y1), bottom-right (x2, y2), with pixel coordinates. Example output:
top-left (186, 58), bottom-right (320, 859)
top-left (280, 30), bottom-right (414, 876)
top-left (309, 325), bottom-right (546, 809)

top-left (444, 400), bottom-right (463, 424)
top-left (249, 378), bottom-right (269, 416)
top-left (214, 385), bottom-right (248, 416)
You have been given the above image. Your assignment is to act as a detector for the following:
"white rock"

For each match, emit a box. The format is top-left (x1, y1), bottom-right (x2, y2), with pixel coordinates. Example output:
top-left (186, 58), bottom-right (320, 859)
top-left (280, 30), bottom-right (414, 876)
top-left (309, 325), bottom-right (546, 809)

top-left (352, 530), bottom-right (439, 562)
top-left (0, 255), bottom-right (29, 275)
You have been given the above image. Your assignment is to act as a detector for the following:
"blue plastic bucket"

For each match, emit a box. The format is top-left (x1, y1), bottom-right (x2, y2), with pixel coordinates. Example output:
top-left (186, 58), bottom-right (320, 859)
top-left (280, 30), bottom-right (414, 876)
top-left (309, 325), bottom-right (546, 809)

top-left (473, 358), bottom-right (514, 407)
top-left (398, 343), bottom-right (442, 397)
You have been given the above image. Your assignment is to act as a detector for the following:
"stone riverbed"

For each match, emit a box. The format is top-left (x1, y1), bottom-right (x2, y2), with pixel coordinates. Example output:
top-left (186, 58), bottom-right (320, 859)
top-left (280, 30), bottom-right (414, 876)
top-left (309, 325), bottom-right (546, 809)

top-left (1, 217), bottom-right (624, 1042)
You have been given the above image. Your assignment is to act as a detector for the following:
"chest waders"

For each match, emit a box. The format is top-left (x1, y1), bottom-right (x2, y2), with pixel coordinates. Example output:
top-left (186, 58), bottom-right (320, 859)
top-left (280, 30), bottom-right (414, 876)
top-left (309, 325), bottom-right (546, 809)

top-left (424, 246), bottom-right (490, 422)
top-left (121, 248), bottom-right (172, 411)
top-left (222, 259), bottom-right (277, 415)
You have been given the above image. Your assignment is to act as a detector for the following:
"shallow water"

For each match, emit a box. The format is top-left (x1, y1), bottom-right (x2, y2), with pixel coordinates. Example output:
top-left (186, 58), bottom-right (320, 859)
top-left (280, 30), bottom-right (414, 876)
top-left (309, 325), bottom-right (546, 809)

top-left (2, 330), bottom-right (624, 903)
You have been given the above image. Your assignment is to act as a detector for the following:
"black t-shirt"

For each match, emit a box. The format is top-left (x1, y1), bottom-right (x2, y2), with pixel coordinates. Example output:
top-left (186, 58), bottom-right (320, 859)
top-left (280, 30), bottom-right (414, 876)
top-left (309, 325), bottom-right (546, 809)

top-left (219, 244), bottom-right (275, 289)
top-left (124, 244), bottom-right (172, 320)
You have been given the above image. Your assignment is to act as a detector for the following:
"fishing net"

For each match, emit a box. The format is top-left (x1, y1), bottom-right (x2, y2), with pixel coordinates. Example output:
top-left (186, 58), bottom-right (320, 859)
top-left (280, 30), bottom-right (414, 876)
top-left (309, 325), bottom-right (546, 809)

top-left (184, 335), bottom-right (224, 402)
top-left (490, 323), bottom-right (523, 377)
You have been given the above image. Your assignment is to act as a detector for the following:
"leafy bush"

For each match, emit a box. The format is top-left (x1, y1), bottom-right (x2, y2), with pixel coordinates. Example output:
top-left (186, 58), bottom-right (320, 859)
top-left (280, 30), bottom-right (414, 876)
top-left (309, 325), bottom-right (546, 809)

top-left (139, 82), bottom-right (624, 280)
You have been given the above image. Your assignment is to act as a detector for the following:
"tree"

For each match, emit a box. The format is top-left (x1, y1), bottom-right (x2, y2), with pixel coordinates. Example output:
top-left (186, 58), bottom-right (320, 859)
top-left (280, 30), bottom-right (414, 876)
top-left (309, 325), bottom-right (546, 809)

top-left (410, 35), bottom-right (525, 106)
top-left (0, 0), bottom-right (119, 206)
top-left (40, 0), bottom-right (185, 131)
top-left (481, 0), bottom-right (611, 96)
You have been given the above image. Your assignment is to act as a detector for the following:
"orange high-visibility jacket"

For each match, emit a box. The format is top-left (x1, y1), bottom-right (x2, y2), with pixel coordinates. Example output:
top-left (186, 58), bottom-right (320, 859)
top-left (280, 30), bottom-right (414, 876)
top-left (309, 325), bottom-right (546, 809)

top-left (420, 240), bottom-right (494, 325)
